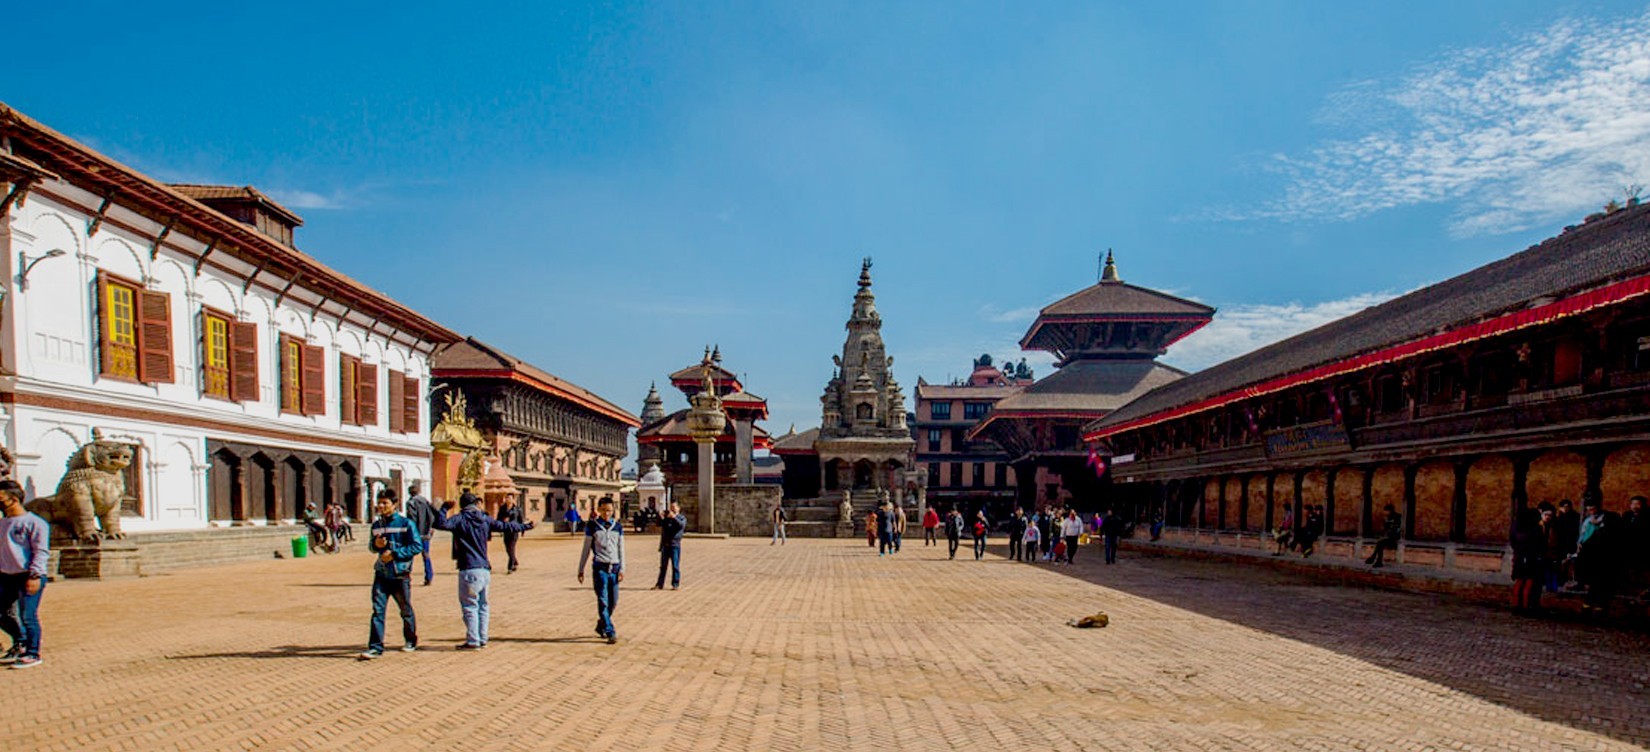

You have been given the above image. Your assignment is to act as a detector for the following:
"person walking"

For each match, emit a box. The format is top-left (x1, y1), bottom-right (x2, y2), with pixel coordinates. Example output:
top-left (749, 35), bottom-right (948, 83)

top-left (1510, 506), bottom-right (1547, 614)
top-left (1021, 516), bottom-right (1040, 564)
top-left (0, 480), bottom-right (49, 669)
top-left (876, 502), bottom-right (895, 556)
top-left (577, 499), bottom-right (626, 644)
top-left (770, 501), bottom-right (787, 545)
top-left (1102, 508), bottom-right (1125, 565)
top-left (922, 506), bottom-right (940, 546)
top-left (563, 503), bottom-right (582, 534)
top-left (656, 501), bottom-right (686, 590)
top-left (404, 483), bottom-right (438, 586)
top-left (429, 491), bottom-right (533, 649)
top-left (1007, 508), bottom-right (1026, 562)
top-left (1039, 508), bottom-right (1057, 561)
top-left (361, 489), bottom-right (423, 660)
top-left (945, 508), bottom-right (964, 560)
top-left (497, 497), bottom-right (524, 574)
top-left (1061, 509), bottom-right (1083, 564)
top-left (892, 504), bottom-right (906, 553)
top-left (971, 510), bottom-right (989, 560)
top-left (1366, 504), bottom-right (1402, 568)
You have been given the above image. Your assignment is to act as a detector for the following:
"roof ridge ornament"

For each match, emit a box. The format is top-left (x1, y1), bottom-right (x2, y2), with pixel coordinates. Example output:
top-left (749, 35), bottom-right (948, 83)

top-left (1100, 249), bottom-right (1120, 283)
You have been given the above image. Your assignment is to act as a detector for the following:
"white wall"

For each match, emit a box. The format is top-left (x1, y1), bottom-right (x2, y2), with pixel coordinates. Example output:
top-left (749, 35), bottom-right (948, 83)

top-left (2, 185), bottom-right (438, 531)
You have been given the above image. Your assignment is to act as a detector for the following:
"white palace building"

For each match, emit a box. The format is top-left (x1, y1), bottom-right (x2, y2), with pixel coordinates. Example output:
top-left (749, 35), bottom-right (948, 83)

top-left (0, 103), bottom-right (461, 534)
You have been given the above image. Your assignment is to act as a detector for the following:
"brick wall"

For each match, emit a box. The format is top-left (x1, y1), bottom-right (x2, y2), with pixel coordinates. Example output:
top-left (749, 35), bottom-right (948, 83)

top-left (675, 484), bottom-right (783, 536)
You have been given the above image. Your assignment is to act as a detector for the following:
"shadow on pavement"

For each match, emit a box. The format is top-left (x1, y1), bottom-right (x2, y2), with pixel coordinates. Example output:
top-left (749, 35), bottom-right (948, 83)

top-left (168, 644), bottom-right (364, 661)
top-left (1023, 542), bottom-right (1650, 748)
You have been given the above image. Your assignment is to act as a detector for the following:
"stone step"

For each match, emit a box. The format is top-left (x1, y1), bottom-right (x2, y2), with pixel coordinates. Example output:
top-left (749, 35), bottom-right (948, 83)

top-left (786, 506), bottom-right (841, 523)
top-left (781, 521), bottom-right (842, 538)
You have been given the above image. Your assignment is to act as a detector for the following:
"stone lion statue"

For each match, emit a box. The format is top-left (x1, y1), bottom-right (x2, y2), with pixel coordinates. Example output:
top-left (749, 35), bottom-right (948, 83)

top-left (26, 432), bottom-right (134, 543)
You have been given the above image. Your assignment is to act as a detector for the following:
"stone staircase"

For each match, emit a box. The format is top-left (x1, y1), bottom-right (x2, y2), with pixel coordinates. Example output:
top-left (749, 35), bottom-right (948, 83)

top-left (781, 491), bottom-right (913, 538)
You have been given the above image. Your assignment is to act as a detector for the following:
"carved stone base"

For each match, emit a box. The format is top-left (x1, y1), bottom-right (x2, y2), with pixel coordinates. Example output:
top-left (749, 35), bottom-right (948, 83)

top-left (54, 539), bottom-right (142, 579)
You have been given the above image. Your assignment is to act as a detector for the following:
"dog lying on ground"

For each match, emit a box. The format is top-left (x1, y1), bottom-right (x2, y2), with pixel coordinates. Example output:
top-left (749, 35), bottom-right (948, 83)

top-left (1067, 612), bottom-right (1109, 628)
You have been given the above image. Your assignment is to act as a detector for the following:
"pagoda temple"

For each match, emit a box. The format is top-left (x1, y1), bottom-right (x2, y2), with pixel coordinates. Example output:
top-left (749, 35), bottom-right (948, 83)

top-left (636, 346), bottom-right (772, 490)
top-left (970, 252), bottom-right (1213, 510)
top-left (811, 259), bottom-right (915, 501)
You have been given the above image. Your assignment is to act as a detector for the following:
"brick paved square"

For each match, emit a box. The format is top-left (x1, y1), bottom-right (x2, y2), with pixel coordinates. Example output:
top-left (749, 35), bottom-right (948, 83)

top-left (2, 537), bottom-right (1646, 751)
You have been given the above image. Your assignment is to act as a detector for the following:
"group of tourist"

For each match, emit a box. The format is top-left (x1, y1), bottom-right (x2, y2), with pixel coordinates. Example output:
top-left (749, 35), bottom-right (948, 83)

top-left (302, 499), bottom-right (358, 554)
top-left (360, 486), bottom-right (695, 659)
top-left (1271, 504), bottom-right (1329, 559)
top-left (1511, 495), bottom-right (1649, 616)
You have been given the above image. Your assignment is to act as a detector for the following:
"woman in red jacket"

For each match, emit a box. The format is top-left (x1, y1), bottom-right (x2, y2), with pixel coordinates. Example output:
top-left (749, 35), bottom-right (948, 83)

top-left (922, 506), bottom-right (940, 546)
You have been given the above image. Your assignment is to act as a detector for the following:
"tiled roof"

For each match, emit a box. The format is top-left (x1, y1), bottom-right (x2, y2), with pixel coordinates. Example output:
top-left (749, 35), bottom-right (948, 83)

top-left (432, 338), bottom-right (639, 427)
top-left (772, 427), bottom-right (820, 453)
top-left (638, 409), bottom-right (773, 442)
top-left (1091, 203), bottom-right (1650, 432)
top-left (1038, 280), bottom-right (1214, 318)
top-left (669, 362), bottom-right (740, 383)
top-left (915, 383), bottom-right (1024, 400)
top-left (0, 102), bottom-right (457, 345)
top-left (168, 184), bottom-right (304, 227)
top-left (988, 359), bottom-right (1186, 415)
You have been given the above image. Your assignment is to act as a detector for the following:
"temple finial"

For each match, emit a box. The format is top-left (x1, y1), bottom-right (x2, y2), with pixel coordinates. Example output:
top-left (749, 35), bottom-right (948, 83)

top-left (858, 257), bottom-right (873, 288)
top-left (712, 344), bottom-right (722, 363)
top-left (1100, 249), bottom-right (1119, 282)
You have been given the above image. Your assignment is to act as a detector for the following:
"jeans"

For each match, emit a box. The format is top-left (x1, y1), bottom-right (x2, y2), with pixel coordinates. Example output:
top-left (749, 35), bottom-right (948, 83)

top-left (657, 545), bottom-right (681, 588)
top-left (593, 567), bottom-right (619, 637)
top-left (1024, 539), bottom-right (1038, 560)
top-left (924, 528), bottom-right (937, 545)
top-left (973, 536), bottom-right (986, 560)
top-left (879, 532), bottom-right (894, 554)
top-left (457, 568), bottom-right (491, 646)
top-left (1008, 538), bottom-right (1022, 561)
top-left (503, 534), bottom-right (520, 572)
top-left (772, 523), bottom-right (786, 543)
top-left (0, 573), bottom-right (44, 657)
top-left (1065, 536), bottom-right (1080, 563)
top-left (419, 539), bottom-right (433, 584)
top-left (947, 536), bottom-right (960, 559)
top-left (1104, 534), bottom-right (1118, 564)
top-left (893, 532), bottom-right (902, 553)
top-left (368, 572), bottom-right (416, 652)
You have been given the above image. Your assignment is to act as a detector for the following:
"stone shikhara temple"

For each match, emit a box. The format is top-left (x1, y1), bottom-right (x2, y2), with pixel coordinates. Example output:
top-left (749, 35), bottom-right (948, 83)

top-left (1087, 202), bottom-right (1650, 573)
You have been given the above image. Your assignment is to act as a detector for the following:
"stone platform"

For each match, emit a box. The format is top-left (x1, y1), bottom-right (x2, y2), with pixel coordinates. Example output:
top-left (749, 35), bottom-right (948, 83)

top-left (46, 525), bottom-right (317, 579)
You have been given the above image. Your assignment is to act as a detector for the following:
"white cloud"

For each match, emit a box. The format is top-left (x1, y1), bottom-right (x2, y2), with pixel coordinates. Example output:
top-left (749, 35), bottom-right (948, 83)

top-left (267, 188), bottom-right (350, 211)
top-left (1235, 9), bottom-right (1650, 236)
top-left (1164, 291), bottom-right (1399, 373)
top-left (977, 303), bottom-right (1041, 324)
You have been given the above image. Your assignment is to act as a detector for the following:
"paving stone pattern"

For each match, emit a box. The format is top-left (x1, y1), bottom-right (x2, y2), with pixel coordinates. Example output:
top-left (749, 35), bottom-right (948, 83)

top-left (3, 536), bottom-right (1647, 751)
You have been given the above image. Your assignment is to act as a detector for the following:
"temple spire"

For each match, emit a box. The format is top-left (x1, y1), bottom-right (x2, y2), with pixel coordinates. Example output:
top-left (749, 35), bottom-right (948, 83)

top-left (1100, 249), bottom-right (1120, 283)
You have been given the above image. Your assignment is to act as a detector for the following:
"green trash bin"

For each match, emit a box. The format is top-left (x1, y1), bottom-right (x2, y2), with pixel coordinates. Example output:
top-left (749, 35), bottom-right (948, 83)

top-left (291, 535), bottom-right (309, 559)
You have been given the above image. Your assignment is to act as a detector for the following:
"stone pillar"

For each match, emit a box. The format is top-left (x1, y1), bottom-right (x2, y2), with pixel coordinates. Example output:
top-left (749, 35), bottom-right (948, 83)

top-left (734, 418), bottom-right (754, 483)
top-left (696, 439), bottom-right (716, 534)
top-left (915, 485), bottom-right (927, 525)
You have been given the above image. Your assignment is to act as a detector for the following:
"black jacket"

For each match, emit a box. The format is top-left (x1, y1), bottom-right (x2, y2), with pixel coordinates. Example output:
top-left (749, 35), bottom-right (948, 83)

top-left (431, 504), bottom-right (531, 571)
top-left (659, 513), bottom-right (686, 550)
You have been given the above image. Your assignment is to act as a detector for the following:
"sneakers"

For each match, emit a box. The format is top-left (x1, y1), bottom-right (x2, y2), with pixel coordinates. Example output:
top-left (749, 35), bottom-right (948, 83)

top-left (10, 655), bottom-right (42, 669)
top-left (358, 650), bottom-right (382, 661)
top-left (0, 646), bottom-right (21, 665)
top-left (606, 633), bottom-right (617, 645)
top-left (671, 584), bottom-right (679, 591)
top-left (401, 644), bottom-right (418, 653)
top-left (456, 643), bottom-right (481, 651)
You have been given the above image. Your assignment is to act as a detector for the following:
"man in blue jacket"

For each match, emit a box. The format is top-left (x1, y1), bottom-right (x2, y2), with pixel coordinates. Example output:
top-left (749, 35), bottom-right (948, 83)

top-left (431, 491), bottom-right (533, 649)
top-left (361, 489), bottom-right (423, 660)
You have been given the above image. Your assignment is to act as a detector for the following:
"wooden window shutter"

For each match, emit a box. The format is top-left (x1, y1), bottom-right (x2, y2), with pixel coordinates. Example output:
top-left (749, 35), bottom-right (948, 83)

top-left (339, 355), bottom-right (358, 424)
top-left (96, 274), bottom-right (116, 377)
top-left (387, 370), bottom-right (406, 433)
top-left (402, 375), bottom-right (420, 434)
top-left (356, 362), bottom-right (378, 426)
top-left (280, 336), bottom-right (301, 413)
top-left (229, 321), bottom-right (260, 403)
top-left (301, 344), bottom-right (326, 415)
top-left (136, 289), bottom-right (175, 384)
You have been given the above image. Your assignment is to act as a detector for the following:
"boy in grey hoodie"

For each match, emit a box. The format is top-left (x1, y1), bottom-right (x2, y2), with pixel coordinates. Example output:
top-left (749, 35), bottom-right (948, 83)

top-left (0, 479), bottom-right (49, 669)
top-left (577, 498), bottom-right (626, 644)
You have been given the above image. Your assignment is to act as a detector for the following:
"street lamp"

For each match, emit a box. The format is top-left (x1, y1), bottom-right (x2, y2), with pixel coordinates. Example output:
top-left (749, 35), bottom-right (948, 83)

top-left (17, 249), bottom-right (66, 291)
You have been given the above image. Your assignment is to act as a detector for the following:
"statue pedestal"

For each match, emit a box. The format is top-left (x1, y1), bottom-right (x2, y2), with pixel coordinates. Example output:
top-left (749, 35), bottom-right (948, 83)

top-left (55, 539), bottom-right (141, 579)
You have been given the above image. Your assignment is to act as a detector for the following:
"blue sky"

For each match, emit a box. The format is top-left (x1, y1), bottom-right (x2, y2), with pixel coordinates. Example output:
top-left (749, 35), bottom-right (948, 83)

top-left (10, 1), bottom-right (1650, 452)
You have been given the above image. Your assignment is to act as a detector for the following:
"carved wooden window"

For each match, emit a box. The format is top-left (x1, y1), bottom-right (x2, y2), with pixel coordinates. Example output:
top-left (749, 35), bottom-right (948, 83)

top-left (98, 272), bottom-right (172, 383)
top-left (354, 361), bottom-right (377, 425)
top-left (200, 309), bottom-right (255, 402)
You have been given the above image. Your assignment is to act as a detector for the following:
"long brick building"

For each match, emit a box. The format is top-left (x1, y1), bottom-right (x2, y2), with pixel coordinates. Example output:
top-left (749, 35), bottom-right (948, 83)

top-left (1085, 202), bottom-right (1650, 574)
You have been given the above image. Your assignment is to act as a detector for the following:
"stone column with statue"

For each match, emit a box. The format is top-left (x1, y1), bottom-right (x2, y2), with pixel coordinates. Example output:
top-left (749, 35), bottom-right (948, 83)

top-left (685, 371), bottom-right (726, 533)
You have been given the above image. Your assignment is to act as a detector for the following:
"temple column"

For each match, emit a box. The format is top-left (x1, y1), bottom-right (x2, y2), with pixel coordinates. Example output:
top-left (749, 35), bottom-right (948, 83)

top-left (696, 439), bottom-right (716, 533)
top-left (734, 418), bottom-right (754, 483)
